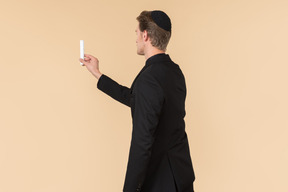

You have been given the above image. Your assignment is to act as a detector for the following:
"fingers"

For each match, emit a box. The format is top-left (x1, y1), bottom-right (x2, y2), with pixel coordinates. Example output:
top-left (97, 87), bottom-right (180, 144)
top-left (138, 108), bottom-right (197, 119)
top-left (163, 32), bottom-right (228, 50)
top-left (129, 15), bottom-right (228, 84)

top-left (84, 54), bottom-right (93, 59)
top-left (79, 54), bottom-right (98, 66)
top-left (83, 54), bottom-right (94, 62)
top-left (84, 57), bottom-right (91, 61)
top-left (79, 58), bottom-right (86, 65)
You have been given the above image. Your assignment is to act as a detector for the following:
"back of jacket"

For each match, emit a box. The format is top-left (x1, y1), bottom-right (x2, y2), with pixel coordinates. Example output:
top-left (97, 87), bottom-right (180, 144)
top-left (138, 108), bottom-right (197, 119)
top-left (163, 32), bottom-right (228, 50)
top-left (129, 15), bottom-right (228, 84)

top-left (97, 54), bottom-right (195, 192)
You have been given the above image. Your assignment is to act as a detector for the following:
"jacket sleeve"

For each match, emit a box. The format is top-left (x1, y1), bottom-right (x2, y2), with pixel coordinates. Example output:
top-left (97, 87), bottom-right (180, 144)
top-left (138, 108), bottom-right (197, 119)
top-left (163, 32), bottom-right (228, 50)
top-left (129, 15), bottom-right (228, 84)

top-left (97, 74), bottom-right (131, 107)
top-left (123, 72), bottom-right (165, 192)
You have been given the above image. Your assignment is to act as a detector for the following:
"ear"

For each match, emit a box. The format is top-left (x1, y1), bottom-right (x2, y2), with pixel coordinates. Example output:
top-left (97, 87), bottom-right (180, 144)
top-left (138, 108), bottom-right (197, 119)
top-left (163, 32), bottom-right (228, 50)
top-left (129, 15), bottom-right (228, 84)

top-left (142, 30), bottom-right (149, 42)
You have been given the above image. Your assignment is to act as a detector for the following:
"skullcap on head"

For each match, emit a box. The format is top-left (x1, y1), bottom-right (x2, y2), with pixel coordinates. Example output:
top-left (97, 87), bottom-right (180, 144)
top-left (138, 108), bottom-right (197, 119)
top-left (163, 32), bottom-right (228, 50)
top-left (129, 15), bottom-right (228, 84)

top-left (151, 10), bottom-right (171, 32)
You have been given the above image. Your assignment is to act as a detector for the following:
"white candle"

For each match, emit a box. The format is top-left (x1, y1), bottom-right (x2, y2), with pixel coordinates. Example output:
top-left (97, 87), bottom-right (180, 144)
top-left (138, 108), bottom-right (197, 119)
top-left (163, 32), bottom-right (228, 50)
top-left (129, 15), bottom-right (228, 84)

top-left (80, 40), bottom-right (84, 66)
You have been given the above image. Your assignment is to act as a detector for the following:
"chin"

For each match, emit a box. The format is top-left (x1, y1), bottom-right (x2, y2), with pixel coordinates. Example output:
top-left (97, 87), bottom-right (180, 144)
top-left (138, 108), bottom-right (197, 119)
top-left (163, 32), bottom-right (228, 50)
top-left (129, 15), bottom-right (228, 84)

top-left (137, 50), bottom-right (144, 55)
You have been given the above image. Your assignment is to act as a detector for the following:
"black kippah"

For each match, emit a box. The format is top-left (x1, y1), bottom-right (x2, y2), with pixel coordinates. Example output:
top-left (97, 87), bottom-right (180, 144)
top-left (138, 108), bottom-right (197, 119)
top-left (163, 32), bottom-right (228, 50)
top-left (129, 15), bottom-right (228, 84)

top-left (151, 10), bottom-right (171, 32)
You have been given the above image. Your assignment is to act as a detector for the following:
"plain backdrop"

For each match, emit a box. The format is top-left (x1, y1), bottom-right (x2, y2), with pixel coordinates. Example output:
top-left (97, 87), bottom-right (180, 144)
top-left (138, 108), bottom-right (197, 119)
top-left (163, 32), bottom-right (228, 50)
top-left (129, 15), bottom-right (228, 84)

top-left (0, 0), bottom-right (287, 191)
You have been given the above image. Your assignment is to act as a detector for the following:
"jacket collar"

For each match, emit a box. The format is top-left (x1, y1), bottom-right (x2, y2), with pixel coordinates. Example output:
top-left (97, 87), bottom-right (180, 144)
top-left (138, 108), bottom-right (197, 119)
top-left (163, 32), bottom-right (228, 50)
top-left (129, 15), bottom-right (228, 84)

top-left (130, 53), bottom-right (171, 93)
top-left (145, 53), bottom-right (172, 67)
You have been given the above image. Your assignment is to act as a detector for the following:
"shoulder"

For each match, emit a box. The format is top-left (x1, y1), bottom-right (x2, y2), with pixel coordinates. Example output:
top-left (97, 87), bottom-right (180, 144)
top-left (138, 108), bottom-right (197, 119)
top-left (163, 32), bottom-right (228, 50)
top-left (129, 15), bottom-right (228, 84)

top-left (133, 65), bottom-right (164, 95)
top-left (143, 62), bottom-right (170, 77)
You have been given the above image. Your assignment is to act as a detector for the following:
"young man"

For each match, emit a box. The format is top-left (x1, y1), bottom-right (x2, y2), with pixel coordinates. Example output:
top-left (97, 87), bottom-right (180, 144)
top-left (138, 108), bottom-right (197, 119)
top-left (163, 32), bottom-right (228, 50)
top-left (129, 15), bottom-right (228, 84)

top-left (79, 10), bottom-right (195, 192)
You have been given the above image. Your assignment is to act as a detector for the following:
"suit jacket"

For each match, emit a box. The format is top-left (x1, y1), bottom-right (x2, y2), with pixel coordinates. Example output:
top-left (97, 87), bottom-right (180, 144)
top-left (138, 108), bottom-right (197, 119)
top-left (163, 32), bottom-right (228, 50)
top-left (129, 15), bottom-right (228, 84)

top-left (97, 53), bottom-right (195, 192)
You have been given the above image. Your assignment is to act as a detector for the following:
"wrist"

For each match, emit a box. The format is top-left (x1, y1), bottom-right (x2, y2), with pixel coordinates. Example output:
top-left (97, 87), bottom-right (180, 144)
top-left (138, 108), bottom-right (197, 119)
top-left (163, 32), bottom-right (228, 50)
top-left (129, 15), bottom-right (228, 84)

top-left (93, 71), bottom-right (103, 80)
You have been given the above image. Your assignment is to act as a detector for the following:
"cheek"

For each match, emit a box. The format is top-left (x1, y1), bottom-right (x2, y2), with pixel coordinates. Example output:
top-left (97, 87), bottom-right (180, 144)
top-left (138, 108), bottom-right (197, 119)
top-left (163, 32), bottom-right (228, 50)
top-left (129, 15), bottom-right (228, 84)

top-left (137, 36), bottom-right (142, 44)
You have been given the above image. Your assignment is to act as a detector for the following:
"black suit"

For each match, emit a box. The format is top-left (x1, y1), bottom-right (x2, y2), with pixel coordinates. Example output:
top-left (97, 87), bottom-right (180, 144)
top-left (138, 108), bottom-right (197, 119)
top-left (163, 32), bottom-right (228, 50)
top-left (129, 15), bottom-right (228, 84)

top-left (97, 53), bottom-right (195, 192)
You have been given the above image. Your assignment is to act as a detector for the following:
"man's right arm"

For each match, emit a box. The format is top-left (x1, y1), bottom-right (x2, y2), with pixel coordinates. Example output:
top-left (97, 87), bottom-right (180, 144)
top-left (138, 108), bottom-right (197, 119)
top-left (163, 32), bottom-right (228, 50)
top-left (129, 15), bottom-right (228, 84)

top-left (97, 74), bottom-right (131, 107)
top-left (79, 54), bottom-right (131, 107)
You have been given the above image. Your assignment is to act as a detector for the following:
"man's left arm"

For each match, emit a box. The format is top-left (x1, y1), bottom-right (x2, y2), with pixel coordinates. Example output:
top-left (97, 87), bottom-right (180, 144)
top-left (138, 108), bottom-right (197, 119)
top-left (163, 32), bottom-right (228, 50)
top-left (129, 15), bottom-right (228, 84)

top-left (123, 72), bottom-right (164, 192)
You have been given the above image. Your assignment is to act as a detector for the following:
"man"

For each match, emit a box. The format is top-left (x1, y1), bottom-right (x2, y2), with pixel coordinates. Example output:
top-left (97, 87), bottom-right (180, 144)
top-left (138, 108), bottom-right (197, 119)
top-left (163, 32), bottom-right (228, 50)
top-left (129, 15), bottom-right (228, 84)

top-left (79, 10), bottom-right (195, 192)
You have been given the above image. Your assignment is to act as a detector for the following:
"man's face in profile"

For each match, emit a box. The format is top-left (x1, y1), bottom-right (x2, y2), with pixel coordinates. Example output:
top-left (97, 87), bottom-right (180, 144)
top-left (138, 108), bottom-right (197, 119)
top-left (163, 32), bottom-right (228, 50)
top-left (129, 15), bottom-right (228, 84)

top-left (135, 24), bottom-right (145, 55)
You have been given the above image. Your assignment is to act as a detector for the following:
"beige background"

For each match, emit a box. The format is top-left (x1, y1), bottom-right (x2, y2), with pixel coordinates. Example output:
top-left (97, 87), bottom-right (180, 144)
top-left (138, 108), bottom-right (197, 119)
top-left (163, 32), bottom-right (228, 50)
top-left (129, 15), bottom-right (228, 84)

top-left (0, 0), bottom-right (287, 191)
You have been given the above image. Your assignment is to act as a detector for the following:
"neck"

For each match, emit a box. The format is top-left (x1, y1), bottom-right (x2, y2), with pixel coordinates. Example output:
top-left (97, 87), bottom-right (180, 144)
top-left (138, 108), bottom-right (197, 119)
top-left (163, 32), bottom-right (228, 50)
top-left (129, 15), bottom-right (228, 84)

top-left (144, 46), bottom-right (165, 60)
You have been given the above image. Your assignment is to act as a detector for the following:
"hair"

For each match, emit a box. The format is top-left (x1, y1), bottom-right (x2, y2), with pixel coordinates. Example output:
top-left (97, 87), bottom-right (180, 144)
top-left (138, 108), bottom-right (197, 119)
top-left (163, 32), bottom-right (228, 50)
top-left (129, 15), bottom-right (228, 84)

top-left (136, 11), bottom-right (171, 51)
